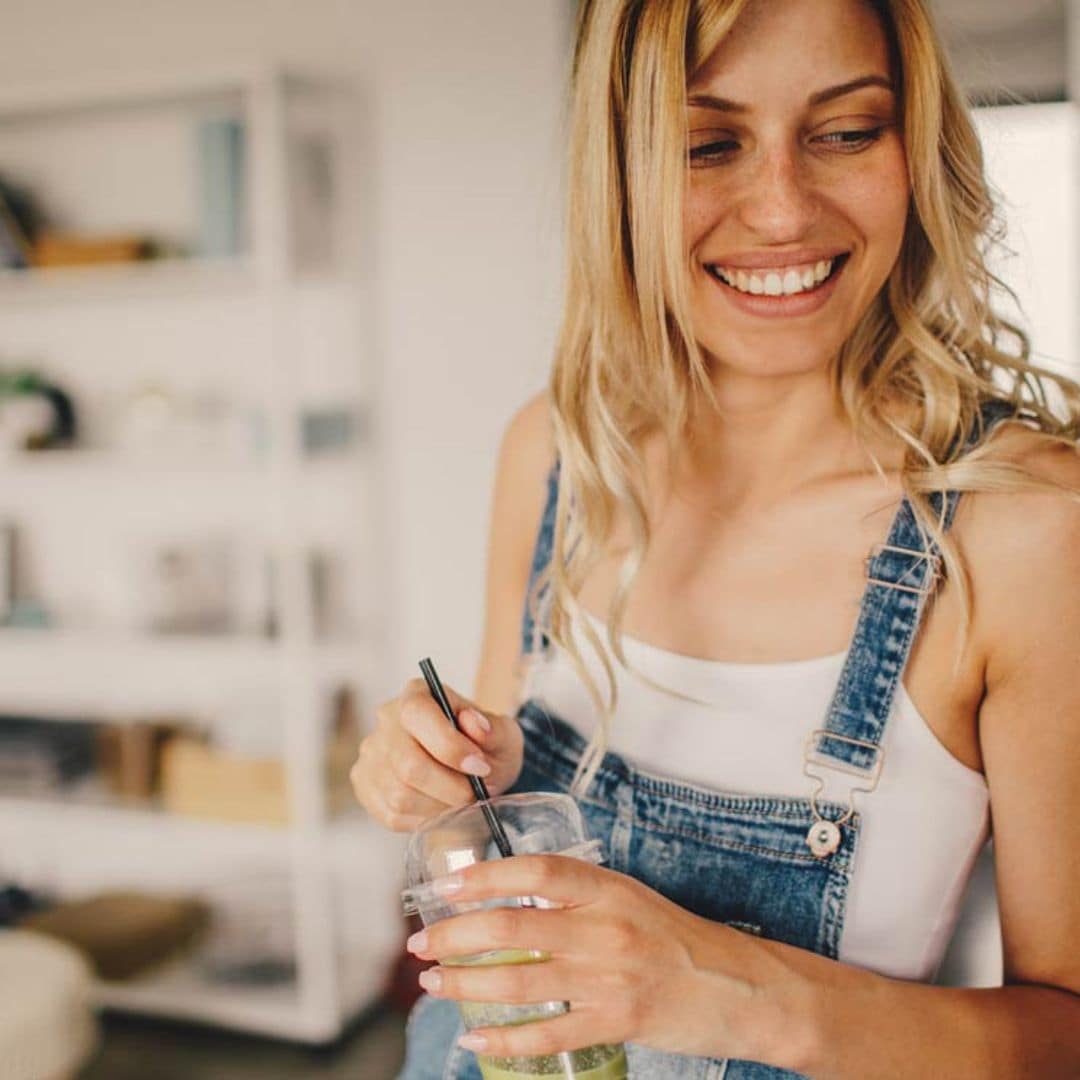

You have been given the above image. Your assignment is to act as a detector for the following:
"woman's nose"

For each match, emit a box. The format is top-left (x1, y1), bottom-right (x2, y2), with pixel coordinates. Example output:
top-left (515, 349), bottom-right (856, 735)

top-left (735, 147), bottom-right (820, 241)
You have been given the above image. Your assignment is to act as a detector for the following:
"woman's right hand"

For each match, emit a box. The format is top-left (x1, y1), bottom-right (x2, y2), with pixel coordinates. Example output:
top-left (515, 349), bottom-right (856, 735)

top-left (351, 677), bottom-right (525, 832)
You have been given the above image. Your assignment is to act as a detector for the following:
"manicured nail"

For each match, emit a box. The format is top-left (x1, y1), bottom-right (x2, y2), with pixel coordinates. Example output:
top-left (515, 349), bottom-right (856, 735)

top-left (406, 930), bottom-right (428, 954)
top-left (464, 708), bottom-right (491, 734)
top-left (432, 874), bottom-right (464, 897)
top-left (461, 754), bottom-right (491, 777)
top-left (458, 1033), bottom-right (488, 1052)
top-left (418, 967), bottom-right (442, 993)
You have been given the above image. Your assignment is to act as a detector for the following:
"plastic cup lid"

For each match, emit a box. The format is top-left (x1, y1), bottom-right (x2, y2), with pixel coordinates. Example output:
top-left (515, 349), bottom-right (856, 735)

top-left (401, 838), bottom-right (604, 916)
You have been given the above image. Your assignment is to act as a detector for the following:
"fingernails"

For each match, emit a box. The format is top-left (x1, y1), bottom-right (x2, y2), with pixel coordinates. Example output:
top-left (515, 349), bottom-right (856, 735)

top-left (432, 874), bottom-right (464, 897)
top-left (418, 967), bottom-right (442, 993)
top-left (464, 708), bottom-right (491, 734)
top-left (460, 754), bottom-right (491, 777)
top-left (406, 930), bottom-right (428, 954)
top-left (458, 1033), bottom-right (488, 1051)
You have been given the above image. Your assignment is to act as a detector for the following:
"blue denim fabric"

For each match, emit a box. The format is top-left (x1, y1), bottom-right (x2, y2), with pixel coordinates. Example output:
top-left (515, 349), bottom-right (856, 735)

top-left (400, 401), bottom-right (1015, 1079)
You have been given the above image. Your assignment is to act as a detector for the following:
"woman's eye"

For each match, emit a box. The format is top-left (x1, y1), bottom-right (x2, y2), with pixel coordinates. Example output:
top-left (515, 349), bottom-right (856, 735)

top-left (687, 125), bottom-right (889, 167)
top-left (814, 127), bottom-right (886, 151)
top-left (688, 139), bottom-right (739, 165)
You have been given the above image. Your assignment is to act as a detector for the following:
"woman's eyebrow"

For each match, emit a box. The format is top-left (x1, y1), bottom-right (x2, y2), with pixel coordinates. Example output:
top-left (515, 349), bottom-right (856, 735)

top-left (687, 74), bottom-right (895, 113)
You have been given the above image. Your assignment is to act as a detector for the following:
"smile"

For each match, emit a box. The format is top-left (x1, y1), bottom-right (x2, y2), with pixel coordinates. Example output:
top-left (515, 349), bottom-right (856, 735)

top-left (705, 253), bottom-right (850, 297)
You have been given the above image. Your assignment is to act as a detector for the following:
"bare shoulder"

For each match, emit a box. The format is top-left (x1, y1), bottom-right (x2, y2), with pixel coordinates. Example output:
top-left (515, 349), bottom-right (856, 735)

top-left (957, 421), bottom-right (1080, 681)
top-left (493, 389), bottom-right (557, 537)
top-left (960, 421), bottom-right (1080, 558)
top-left (500, 389), bottom-right (555, 477)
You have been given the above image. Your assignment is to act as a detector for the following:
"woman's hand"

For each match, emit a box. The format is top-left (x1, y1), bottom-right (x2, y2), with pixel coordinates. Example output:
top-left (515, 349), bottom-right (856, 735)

top-left (404, 853), bottom-right (778, 1062)
top-left (350, 678), bottom-right (524, 831)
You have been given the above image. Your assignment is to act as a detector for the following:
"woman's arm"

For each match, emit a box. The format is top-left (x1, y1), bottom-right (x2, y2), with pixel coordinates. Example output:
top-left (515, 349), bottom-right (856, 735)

top-left (753, 443), bottom-right (1080, 1077)
top-left (472, 390), bottom-right (554, 716)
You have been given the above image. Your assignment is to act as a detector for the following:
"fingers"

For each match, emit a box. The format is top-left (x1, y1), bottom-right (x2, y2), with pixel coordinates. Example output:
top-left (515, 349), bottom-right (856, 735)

top-left (421, 953), bottom-right (574, 1006)
top-left (458, 1006), bottom-right (618, 1061)
top-left (396, 687), bottom-right (493, 778)
top-left (434, 854), bottom-right (609, 909)
top-left (352, 677), bottom-right (522, 831)
top-left (352, 737), bottom-right (472, 831)
top-left (409, 905), bottom-right (570, 963)
top-left (360, 783), bottom-right (429, 833)
top-left (381, 718), bottom-right (478, 806)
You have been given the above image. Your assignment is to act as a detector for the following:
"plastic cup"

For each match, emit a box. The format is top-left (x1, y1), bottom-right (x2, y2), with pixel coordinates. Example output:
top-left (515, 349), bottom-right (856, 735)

top-left (402, 792), bottom-right (628, 1080)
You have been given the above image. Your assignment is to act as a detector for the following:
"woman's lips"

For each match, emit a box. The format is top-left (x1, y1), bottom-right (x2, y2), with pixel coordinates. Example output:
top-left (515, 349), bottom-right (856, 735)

top-left (705, 253), bottom-right (850, 318)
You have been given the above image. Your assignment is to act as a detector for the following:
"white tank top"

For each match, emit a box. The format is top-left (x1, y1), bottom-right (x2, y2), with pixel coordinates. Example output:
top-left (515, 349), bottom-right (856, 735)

top-left (523, 608), bottom-right (991, 982)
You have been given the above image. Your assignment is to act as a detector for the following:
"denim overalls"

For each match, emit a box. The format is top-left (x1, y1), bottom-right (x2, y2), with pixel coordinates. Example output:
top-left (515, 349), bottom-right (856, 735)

top-left (399, 402), bottom-right (1011, 1079)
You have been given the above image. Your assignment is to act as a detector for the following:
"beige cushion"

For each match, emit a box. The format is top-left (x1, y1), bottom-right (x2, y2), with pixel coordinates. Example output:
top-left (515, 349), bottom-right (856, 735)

top-left (0, 930), bottom-right (98, 1080)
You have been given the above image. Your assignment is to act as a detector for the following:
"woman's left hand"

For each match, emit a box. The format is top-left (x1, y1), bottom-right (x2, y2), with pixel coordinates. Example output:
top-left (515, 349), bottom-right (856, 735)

top-left (405, 853), bottom-right (774, 1061)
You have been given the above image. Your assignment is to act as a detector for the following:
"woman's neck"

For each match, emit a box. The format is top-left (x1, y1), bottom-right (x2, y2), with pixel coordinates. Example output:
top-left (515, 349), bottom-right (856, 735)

top-left (669, 368), bottom-right (903, 512)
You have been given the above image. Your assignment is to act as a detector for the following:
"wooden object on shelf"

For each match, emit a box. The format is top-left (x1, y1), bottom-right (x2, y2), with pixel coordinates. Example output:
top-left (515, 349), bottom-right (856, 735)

top-left (326, 684), bottom-right (360, 815)
top-left (32, 231), bottom-right (156, 267)
top-left (160, 735), bottom-right (289, 826)
top-left (96, 719), bottom-right (186, 802)
top-left (23, 891), bottom-right (210, 981)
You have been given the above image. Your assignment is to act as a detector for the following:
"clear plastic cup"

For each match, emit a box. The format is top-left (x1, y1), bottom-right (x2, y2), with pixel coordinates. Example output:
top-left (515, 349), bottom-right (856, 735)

top-left (402, 792), bottom-right (628, 1080)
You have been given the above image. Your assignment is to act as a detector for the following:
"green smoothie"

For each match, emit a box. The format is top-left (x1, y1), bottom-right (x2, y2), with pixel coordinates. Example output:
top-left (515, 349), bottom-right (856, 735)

top-left (444, 950), bottom-right (628, 1080)
top-left (476, 1046), bottom-right (628, 1080)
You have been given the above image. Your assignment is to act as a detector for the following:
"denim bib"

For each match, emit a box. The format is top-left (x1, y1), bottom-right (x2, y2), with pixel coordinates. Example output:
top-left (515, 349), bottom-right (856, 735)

top-left (399, 402), bottom-right (1012, 1079)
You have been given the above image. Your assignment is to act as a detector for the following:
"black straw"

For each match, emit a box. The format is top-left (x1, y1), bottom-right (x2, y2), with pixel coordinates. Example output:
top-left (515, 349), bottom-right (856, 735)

top-left (419, 657), bottom-right (515, 858)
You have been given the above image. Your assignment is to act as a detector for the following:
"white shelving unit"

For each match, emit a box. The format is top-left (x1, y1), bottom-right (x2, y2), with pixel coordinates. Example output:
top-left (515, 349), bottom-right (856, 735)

top-left (0, 64), bottom-right (402, 1043)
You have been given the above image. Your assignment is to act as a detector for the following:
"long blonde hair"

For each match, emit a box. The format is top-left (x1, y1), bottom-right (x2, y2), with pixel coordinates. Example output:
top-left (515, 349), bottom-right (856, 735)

top-left (529, 0), bottom-right (1080, 796)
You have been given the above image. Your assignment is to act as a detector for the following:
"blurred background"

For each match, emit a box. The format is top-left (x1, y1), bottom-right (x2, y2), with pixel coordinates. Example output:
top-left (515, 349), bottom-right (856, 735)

top-left (0, 2), bottom-right (1074, 1078)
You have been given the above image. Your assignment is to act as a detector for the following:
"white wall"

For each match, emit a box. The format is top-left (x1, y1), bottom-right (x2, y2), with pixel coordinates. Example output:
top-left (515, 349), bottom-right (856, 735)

top-left (0, 0), bottom-right (570, 704)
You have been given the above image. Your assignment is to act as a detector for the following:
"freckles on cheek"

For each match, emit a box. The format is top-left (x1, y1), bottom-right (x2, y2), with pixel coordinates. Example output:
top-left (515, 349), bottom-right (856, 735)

top-left (683, 187), bottom-right (715, 266)
top-left (845, 166), bottom-right (910, 253)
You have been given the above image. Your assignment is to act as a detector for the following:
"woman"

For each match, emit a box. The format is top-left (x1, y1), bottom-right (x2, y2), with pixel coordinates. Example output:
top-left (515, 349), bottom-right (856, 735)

top-left (352, 1), bottom-right (1080, 1076)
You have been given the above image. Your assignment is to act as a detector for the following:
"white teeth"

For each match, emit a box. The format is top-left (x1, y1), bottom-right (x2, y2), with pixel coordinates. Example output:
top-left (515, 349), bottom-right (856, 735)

top-left (712, 257), bottom-right (837, 296)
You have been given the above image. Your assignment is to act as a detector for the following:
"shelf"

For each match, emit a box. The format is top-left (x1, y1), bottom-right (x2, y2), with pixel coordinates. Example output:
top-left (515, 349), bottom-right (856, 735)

top-left (0, 630), bottom-right (279, 713)
top-left (0, 60), bottom-right (376, 1043)
top-left (0, 449), bottom-right (367, 484)
top-left (0, 450), bottom-right (272, 489)
top-left (0, 795), bottom-right (391, 863)
top-left (0, 792), bottom-right (290, 860)
top-left (0, 629), bottom-right (372, 713)
top-left (92, 943), bottom-right (394, 1043)
top-left (0, 256), bottom-right (255, 304)
top-left (92, 960), bottom-right (308, 1041)
top-left (1, 796), bottom-right (401, 1040)
top-left (0, 62), bottom-right (328, 122)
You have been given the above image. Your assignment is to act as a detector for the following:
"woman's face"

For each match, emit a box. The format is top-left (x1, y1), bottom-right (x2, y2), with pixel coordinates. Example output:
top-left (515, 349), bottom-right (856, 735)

top-left (684, 0), bottom-right (910, 381)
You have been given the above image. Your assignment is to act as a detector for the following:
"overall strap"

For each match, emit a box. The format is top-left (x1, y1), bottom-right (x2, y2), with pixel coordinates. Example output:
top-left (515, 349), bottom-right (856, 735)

top-left (519, 455), bottom-right (561, 658)
top-left (803, 398), bottom-right (1016, 855)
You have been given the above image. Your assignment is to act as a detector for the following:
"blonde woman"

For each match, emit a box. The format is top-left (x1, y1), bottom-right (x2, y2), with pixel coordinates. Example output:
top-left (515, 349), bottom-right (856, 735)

top-left (353, 1), bottom-right (1080, 1076)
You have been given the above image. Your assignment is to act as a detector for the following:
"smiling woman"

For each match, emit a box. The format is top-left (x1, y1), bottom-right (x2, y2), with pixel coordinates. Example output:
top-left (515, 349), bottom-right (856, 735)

top-left (356, 2), bottom-right (1080, 1078)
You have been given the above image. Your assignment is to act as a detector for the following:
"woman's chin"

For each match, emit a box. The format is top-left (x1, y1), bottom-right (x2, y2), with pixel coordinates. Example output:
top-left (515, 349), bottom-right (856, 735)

top-left (701, 346), bottom-right (838, 382)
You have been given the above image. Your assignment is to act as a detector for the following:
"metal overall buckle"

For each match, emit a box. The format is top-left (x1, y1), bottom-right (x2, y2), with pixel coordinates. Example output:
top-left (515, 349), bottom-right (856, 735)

top-left (864, 542), bottom-right (941, 596)
top-left (802, 730), bottom-right (885, 858)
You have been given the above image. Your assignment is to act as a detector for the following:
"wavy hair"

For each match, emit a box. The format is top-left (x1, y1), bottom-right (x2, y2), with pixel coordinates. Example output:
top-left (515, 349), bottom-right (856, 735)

top-left (526, 0), bottom-right (1080, 796)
